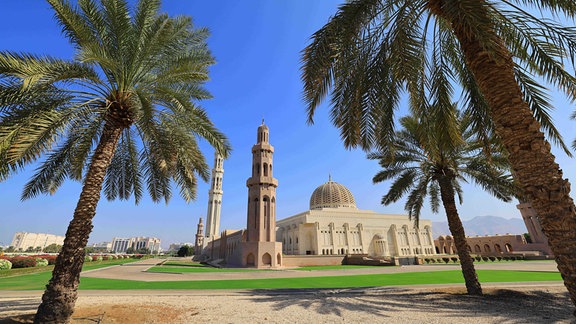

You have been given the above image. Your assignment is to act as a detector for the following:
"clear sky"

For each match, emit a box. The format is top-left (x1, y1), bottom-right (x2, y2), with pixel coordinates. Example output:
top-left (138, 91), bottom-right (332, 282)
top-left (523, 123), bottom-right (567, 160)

top-left (1, 1), bottom-right (575, 249)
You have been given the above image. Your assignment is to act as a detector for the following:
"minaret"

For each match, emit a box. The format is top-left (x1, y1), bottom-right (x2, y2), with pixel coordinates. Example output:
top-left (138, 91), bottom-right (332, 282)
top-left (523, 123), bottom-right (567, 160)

top-left (194, 217), bottom-right (204, 258)
top-left (240, 121), bottom-right (282, 268)
top-left (206, 152), bottom-right (224, 240)
top-left (246, 121), bottom-right (278, 242)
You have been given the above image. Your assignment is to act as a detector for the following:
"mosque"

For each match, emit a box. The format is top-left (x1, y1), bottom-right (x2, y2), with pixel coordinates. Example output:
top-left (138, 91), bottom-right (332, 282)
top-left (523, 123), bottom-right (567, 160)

top-left (194, 122), bottom-right (437, 268)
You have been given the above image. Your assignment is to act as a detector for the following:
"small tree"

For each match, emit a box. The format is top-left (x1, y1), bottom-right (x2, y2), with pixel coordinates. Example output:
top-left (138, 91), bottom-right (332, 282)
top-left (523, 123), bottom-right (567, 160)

top-left (5, 246), bottom-right (15, 253)
top-left (136, 247), bottom-right (151, 255)
top-left (177, 245), bottom-right (194, 257)
top-left (43, 244), bottom-right (62, 253)
top-left (125, 247), bottom-right (136, 255)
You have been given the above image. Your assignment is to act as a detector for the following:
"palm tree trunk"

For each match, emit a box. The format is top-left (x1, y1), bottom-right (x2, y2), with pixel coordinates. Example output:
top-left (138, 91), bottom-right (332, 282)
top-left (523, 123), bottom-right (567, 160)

top-left (429, 1), bottom-right (576, 310)
top-left (438, 177), bottom-right (482, 295)
top-left (34, 122), bottom-right (122, 324)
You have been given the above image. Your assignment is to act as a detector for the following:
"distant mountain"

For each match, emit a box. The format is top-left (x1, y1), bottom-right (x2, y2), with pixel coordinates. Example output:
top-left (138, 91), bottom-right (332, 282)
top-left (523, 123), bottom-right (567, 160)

top-left (432, 216), bottom-right (526, 237)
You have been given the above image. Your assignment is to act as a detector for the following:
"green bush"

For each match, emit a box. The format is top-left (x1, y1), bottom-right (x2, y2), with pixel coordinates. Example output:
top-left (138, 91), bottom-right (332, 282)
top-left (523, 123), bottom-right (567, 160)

top-left (0, 259), bottom-right (12, 270)
top-left (96, 256), bottom-right (103, 261)
top-left (35, 258), bottom-right (49, 267)
top-left (85, 255), bottom-right (93, 262)
top-left (488, 256), bottom-right (496, 262)
top-left (496, 256), bottom-right (502, 262)
top-left (482, 256), bottom-right (489, 262)
top-left (442, 257), bottom-right (450, 264)
top-left (475, 256), bottom-right (481, 262)
top-left (450, 257), bottom-right (458, 263)
top-left (424, 258), bottom-right (430, 264)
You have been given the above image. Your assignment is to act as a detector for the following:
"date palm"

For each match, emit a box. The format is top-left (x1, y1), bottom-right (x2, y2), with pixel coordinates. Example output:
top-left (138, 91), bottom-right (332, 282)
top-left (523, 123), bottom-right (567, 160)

top-left (0, 0), bottom-right (230, 322)
top-left (301, 0), bottom-right (576, 308)
top-left (370, 113), bottom-right (516, 295)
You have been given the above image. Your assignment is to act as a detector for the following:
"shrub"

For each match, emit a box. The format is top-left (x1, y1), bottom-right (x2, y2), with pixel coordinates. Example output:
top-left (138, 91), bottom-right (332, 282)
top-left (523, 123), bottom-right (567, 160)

top-left (424, 258), bottom-right (430, 264)
top-left (442, 257), bottom-right (450, 264)
top-left (35, 258), bottom-right (49, 267)
top-left (496, 256), bottom-right (502, 262)
top-left (488, 256), bottom-right (496, 262)
top-left (96, 255), bottom-right (103, 262)
top-left (503, 256), bottom-right (510, 261)
top-left (0, 259), bottom-right (12, 270)
top-left (85, 255), bottom-right (93, 262)
top-left (475, 256), bottom-right (481, 262)
top-left (450, 257), bottom-right (458, 263)
top-left (46, 255), bottom-right (57, 265)
top-left (10, 256), bottom-right (37, 268)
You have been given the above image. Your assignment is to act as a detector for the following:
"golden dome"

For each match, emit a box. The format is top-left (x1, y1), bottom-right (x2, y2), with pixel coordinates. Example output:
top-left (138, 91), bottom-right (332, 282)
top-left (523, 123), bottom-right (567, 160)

top-left (309, 176), bottom-right (357, 210)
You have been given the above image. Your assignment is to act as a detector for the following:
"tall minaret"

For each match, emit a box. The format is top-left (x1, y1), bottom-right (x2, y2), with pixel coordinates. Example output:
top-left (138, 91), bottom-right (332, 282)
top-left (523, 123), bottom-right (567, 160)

top-left (246, 121), bottom-right (278, 242)
top-left (194, 217), bottom-right (204, 258)
top-left (206, 152), bottom-right (224, 239)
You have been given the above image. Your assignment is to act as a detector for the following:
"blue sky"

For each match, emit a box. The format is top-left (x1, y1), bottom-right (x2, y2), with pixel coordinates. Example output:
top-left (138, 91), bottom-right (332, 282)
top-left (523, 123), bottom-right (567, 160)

top-left (1, 1), bottom-right (575, 249)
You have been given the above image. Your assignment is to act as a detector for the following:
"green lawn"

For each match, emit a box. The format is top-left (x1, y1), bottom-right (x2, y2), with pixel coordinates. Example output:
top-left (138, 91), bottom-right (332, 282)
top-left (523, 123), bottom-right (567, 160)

top-left (0, 258), bottom-right (138, 284)
top-left (0, 269), bottom-right (562, 290)
top-left (294, 265), bottom-right (381, 271)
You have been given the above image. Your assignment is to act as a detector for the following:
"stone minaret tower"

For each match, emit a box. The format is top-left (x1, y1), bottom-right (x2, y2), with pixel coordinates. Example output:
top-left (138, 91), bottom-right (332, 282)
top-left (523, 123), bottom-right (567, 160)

top-left (194, 217), bottom-right (204, 258)
top-left (241, 121), bottom-right (282, 267)
top-left (206, 152), bottom-right (224, 240)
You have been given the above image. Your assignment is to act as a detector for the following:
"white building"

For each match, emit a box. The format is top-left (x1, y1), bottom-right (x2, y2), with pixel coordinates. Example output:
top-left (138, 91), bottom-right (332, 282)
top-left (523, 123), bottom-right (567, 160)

top-left (111, 236), bottom-right (161, 254)
top-left (10, 232), bottom-right (64, 251)
top-left (277, 177), bottom-right (436, 257)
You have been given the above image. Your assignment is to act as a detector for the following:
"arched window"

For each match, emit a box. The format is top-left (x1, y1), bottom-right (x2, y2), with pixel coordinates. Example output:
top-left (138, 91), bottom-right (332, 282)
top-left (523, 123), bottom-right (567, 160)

top-left (263, 163), bottom-right (268, 176)
top-left (474, 245), bottom-right (481, 253)
top-left (484, 244), bottom-right (491, 252)
top-left (505, 243), bottom-right (513, 252)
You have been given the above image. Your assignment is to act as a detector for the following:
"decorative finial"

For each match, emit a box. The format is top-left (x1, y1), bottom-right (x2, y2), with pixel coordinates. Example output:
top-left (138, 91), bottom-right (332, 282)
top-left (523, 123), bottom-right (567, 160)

top-left (329, 174), bottom-right (332, 182)
top-left (262, 118), bottom-right (265, 125)
top-left (199, 217), bottom-right (203, 223)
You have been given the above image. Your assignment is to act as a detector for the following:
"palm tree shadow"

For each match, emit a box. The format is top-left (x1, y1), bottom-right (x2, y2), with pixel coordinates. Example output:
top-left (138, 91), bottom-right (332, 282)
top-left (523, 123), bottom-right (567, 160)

top-left (243, 287), bottom-right (574, 322)
top-left (0, 298), bottom-right (39, 323)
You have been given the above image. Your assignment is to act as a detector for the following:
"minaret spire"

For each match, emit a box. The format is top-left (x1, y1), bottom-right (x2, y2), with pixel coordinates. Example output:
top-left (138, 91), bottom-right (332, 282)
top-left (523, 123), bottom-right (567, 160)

top-left (206, 152), bottom-right (224, 240)
top-left (194, 217), bottom-right (204, 258)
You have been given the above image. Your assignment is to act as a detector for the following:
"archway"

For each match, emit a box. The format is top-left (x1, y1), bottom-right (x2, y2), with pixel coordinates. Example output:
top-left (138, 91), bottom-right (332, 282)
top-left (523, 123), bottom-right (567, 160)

top-left (246, 253), bottom-right (255, 266)
top-left (262, 253), bottom-right (271, 266)
top-left (277, 253), bottom-right (281, 266)
top-left (484, 244), bottom-right (491, 253)
top-left (505, 243), bottom-right (513, 252)
top-left (474, 245), bottom-right (481, 253)
top-left (494, 244), bottom-right (502, 253)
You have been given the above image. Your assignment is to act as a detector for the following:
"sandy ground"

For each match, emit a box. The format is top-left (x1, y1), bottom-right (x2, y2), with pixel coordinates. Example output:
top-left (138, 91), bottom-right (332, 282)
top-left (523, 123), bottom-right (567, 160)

top-left (0, 286), bottom-right (573, 323)
top-left (1, 259), bottom-right (574, 323)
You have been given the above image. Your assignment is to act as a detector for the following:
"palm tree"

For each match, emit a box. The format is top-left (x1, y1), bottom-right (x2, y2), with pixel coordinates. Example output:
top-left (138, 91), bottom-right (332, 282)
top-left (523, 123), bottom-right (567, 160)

top-left (0, 0), bottom-right (230, 322)
top-left (370, 113), bottom-right (516, 295)
top-left (301, 0), bottom-right (576, 307)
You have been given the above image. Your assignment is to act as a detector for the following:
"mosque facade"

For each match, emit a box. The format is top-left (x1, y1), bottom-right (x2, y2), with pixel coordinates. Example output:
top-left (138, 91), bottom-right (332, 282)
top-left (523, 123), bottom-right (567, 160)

top-left (197, 123), bottom-right (436, 267)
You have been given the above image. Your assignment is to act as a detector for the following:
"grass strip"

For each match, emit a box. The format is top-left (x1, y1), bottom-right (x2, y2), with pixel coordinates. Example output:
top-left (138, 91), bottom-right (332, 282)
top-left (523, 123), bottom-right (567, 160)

top-left (147, 266), bottom-right (273, 273)
top-left (0, 270), bottom-right (561, 290)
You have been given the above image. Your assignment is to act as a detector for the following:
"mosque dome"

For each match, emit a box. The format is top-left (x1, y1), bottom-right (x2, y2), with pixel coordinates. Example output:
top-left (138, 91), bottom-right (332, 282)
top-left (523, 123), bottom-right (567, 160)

top-left (309, 176), bottom-right (357, 210)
